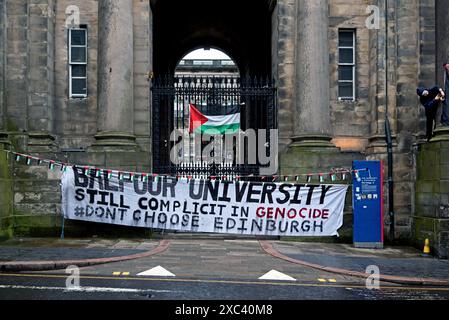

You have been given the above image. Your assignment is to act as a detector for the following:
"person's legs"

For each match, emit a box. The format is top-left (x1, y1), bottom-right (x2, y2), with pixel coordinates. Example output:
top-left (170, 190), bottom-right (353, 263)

top-left (426, 106), bottom-right (438, 141)
top-left (426, 110), bottom-right (433, 141)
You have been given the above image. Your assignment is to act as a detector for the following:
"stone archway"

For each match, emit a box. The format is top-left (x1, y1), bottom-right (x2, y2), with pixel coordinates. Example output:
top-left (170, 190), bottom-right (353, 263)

top-left (150, 0), bottom-right (277, 176)
top-left (151, 0), bottom-right (274, 77)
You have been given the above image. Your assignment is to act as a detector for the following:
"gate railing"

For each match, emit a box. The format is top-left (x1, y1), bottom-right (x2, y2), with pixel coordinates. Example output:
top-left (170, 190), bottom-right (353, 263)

top-left (151, 75), bottom-right (277, 179)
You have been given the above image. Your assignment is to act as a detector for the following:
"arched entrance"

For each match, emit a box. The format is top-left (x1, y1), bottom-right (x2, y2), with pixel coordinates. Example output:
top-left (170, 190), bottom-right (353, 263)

top-left (151, 0), bottom-right (277, 177)
top-left (151, 0), bottom-right (274, 77)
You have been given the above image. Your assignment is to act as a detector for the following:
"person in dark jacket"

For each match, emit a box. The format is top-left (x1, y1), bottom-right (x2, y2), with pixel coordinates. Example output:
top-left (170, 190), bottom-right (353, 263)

top-left (417, 86), bottom-right (445, 141)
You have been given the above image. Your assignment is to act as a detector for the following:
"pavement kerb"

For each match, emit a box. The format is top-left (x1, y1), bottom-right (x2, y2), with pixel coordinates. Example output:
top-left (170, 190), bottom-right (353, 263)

top-left (259, 240), bottom-right (449, 287)
top-left (0, 240), bottom-right (171, 272)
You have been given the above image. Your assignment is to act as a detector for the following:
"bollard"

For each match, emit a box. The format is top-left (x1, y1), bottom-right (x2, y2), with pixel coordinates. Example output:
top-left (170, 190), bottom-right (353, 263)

top-left (423, 238), bottom-right (431, 255)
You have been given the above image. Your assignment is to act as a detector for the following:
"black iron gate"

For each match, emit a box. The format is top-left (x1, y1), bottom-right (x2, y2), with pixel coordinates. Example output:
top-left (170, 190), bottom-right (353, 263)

top-left (151, 75), bottom-right (277, 178)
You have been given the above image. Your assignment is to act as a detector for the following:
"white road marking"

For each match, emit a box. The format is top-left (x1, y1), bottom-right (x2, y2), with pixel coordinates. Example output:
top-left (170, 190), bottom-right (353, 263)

top-left (137, 266), bottom-right (176, 277)
top-left (0, 284), bottom-right (173, 293)
top-left (258, 270), bottom-right (297, 281)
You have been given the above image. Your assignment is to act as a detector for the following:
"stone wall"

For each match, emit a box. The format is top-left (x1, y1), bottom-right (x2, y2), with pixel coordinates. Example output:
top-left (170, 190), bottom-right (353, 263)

top-left (0, 1), bottom-right (11, 239)
top-left (1, 0), bottom-right (152, 237)
top-left (394, 0), bottom-right (421, 239)
top-left (412, 0), bottom-right (449, 258)
top-left (414, 129), bottom-right (449, 258)
top-left (133, 0), bottom-right (152, 154)
top-left (12, 154), bottom-right (62, 236)
top-left (55, 0), bottom-right (98, 150)
top-left (365, 0), bottom-right (428, 241)
top-left (0, 0), bottom-right (5, 131)
top-left (329, 0), bottom-right (371, 150)
top-left (0, 143), bottom-right (13, 239)
top-left (272, 0), bottom-right (296, 152)
top-left (5, 0), bottom-right (29, 136)
top-left (0, 0), bottom-right (445, 244)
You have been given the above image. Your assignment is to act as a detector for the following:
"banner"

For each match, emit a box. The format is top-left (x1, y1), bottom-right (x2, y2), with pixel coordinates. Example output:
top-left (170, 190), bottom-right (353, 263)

top-left (62, 167), bottom-right (348, 237)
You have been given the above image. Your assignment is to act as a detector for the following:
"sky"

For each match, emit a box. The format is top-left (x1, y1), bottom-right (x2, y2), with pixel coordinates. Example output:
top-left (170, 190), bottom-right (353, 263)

top-left (182, 48), bottom-right (232, 60)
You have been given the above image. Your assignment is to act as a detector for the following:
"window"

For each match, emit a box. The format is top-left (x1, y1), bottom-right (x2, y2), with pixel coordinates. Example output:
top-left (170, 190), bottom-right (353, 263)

top-left (221, 60), bottom-right (236, 66)
top-left (193, 60), bottom-right (214, 66)
top-left (69, 27), bottom-right (87, 98)
top-left (338, 29), bottom-right (356, 101)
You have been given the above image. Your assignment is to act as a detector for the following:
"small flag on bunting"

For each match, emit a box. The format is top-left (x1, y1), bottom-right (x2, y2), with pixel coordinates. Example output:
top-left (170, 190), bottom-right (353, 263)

top-left (2, 150), bottom-right (357, 184)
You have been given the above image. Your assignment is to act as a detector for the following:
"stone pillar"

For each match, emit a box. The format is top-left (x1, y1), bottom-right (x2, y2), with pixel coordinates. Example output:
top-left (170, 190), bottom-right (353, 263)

top-left (26, 0), bottom-right (57, 152)
top-left (272, 0), bottom-right (296, 153)
top-left (292, 0), bottom-right (333, 147)
top-left (281, 0), bottom-right (361, 180)
top-left (0, 0), bottom-right (5, 134)
top-left (436, 0), bottom-right (449, 86)
top-left (0, 1), bottom-right (12, 238)
top-left (436, 0), bottom-right (449, 126)
top-left (413, 0), bottom-right (449, 258)
top-left (94, 0), bottom-right (136, 149)
top-left (414, 126), bottom-right (449, 258)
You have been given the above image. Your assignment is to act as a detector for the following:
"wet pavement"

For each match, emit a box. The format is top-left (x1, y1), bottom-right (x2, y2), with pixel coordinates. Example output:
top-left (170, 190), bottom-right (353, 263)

top-left (272, 241), bottom-right (449, 279)
top-left (0, 238), bottom-right (157, 262)
top-left (1, 237), bottom-right (449, 300)
top-left (65, 239), bottom-right (358, 283)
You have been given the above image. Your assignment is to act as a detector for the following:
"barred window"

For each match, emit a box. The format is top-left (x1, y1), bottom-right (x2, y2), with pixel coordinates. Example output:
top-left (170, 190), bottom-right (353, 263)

top-left (69, 27), bottom-right (87, 98)
top-left (338, 29), bottom-right (356, 101)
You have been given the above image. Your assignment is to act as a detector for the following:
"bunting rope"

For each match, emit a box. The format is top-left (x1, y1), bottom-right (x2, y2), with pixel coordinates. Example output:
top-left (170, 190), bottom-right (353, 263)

top-left (4, 149), bottom-right (367, 183)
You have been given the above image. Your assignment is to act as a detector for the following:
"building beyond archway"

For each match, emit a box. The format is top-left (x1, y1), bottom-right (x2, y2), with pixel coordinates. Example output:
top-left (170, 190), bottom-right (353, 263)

top-left (152, 43), bottom-right (277, 176)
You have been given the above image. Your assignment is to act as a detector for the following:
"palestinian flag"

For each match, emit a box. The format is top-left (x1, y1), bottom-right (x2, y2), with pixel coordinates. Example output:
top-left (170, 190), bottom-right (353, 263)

top-left (189, 104), bottom-right (240, 134)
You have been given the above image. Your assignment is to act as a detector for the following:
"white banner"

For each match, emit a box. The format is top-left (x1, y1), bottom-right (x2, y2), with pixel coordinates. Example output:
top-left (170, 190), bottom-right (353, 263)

top-left (62, 167), bottom-right (348, 237)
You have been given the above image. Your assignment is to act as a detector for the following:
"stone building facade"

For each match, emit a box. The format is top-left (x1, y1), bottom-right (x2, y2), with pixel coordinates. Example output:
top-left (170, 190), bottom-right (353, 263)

top-left (0, 0), bottom-right (448, 256)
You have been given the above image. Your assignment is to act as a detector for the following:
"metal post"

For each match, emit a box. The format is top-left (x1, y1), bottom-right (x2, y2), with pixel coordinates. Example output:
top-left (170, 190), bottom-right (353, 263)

top-left (60, 215), bottom-right (65, 240)
top-left (385, 118), bottom-right (395, 241)
top-left (384, 0), bottom-right (395, 241)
